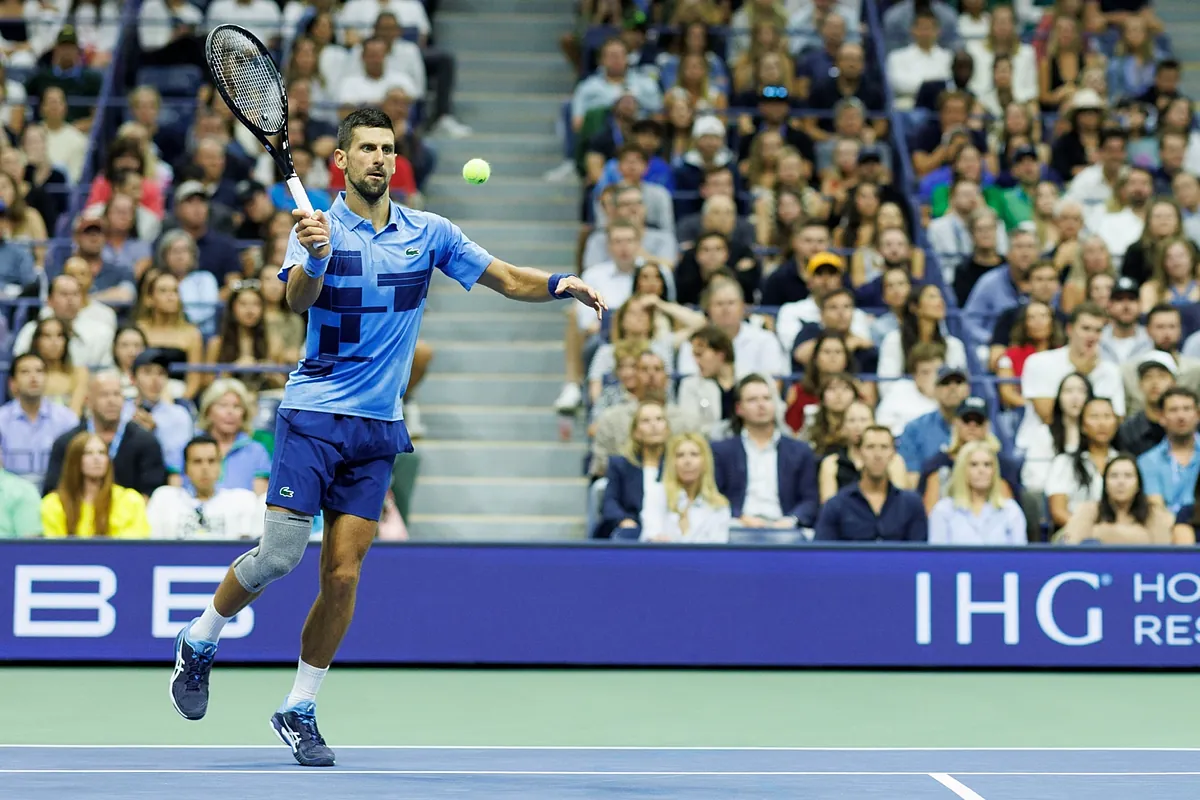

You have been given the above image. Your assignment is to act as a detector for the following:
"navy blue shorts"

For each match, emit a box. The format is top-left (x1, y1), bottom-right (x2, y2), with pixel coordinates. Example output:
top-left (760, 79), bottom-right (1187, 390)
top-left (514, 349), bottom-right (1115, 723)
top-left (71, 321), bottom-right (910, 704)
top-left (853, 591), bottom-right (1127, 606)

top-left (266, 409), bottom-right (413, 521)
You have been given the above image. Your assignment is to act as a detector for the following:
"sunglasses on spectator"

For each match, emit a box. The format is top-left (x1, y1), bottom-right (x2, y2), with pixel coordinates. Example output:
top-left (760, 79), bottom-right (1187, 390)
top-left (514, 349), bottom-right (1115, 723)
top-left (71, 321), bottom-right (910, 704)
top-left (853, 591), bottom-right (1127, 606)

top-left (761, 85), bottom-right (789, 100)
top-left (231, 279), bottom-right (262, 291)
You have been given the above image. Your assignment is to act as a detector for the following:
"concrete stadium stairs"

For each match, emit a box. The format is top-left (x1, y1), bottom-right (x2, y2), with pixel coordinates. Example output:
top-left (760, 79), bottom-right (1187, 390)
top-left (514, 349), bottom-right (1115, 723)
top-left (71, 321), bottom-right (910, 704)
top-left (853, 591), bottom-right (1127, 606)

top-left (408, 0), bottom-right (587, 541)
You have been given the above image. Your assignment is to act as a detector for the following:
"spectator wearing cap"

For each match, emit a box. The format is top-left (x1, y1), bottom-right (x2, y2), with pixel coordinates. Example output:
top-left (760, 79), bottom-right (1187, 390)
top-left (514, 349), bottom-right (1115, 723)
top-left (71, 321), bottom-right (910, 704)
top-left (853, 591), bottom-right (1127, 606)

top-left (25, 26), bottom-right (102, 129)
top-left (0, 199), bottom-right (36, 296)
top-left (775, 252), bottom-right (873, 354)
top-left (39, 86), bottom-right (88, 183)
top-left (996, 144), bottom-right (1042, 230)
top-left (1050, 88), bottom-right (1107, 182)
top-left (734, 85), bottom-right (816, 168)
top-left (13, 275), bottom-right (115, 370)
top-left (962, 227), bottom-right (1039, 349)
top-left (582, 185), bottom-right (679, 272)
top-left (987, 261), bottom-right (1066, 371)
top-left (896, 363), bottom-right (971, 486)
top-left (1126, 305), bottom-right (1200, 415)
top-left (815, 424), bottom-right (928, 542)
top-left (146, 435), bottom-right (265, 540)
top-left (43, 370), bottom-right (168, 499)
top-left (918, 396), bottom-right (1022, 511)
top-left (886, 11), bottom-right (953, 111)
top-left (232, 180), bottom-right (274, 241)
top-left (1099, 276), bottom-right (1154, 364)
top-left (760, 221), bottom-right (830, 307)
top-left (672, 116), bottom-right (737, 217)
top-left (70, 210), bottom-right (134, 305)
top-left (0, 353), bottom-right (80, 491)
top-left (162, 180), bottom-right (243, 286)
top-left (125, 348), bottom-right (194, 479)
top-left (1116, 351), bottom-right (1177, 456)
top-left (570, 38), bottom-right (664, 134)
top-left (711, 374), bottom-right (818, 530)
top-left (1065, 128), bottom-right (1128, 212)
top-left (1137, 387), bottom-right (1200, 515)
top-left (806, 44), bottom-right (886, 142)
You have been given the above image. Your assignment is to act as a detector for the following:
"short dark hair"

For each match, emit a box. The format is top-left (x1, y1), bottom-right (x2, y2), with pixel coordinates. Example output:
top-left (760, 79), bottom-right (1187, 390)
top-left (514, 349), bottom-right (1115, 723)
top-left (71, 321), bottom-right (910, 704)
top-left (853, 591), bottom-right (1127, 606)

top-left (735, 373), bottom-right (773, 403)
top-left (1070, 301), bottom-right (1108, 325)
top-left (183, 434), bottom-right (220, 465)
top-left (616, 143), bottom-right (646, 161)
top-left (861, 424), bottom-right (895, 444)
top-left (695, 230), bottom-right (730, 250)
top-left (1160, 386), bottom-right (1199, 409)
top-left (703, 166), bottom-right (733, 184)
top-left (1100, 127), bottom-right (1129, 149)
top-left (690, 324), bottom-right (735, 364)
top-left (1158, 58), bottom-right (1181, 72)
top-left (1147, 303), bottom-right (1181, 324)
top-left (818, 286), bottom-right (855, 309)
top-left (336, 107), bottom-right (394, 152)
top-left (10, 352), bottom-right (45, 375)
top-left (1026, 260), bottom-right (1059, 279)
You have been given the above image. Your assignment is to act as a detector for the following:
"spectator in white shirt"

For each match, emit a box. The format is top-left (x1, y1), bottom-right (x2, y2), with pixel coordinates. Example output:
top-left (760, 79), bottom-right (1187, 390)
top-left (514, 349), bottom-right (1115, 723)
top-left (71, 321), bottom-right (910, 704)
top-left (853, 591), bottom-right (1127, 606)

top-left (39, 86), bottom-right (88, 183)
top-left (886, 10), bottom-right (952, 110)
top-left (640, 433), bottom-right (732, 544)
top-left (676, 277), bottom-right (788, 381)
top-left (146, 435), bottom-right (265, 540)
top-left (336, 37), bottom-right (418, 108)
top-left (775, 251), bottom-right (874, 354)
top-left (1090, 167), bottom-right (1153, 265)
top-left (139, 0), bottom-right (203, 53)
top-left (1045, 396), bottom-right (1120, 529)
top-left (876, 343), bottom-right (946, 436)
top-left (342, 11), bottom-right (426, 99)
top-left (1066, 129), bottom-right (1128, 214)
top-left (340, 0), bottom-right (472, 137)
top-left (13, 275), bottom-right (114, 370)
top-left (206, 0), bottom-right (282, 48)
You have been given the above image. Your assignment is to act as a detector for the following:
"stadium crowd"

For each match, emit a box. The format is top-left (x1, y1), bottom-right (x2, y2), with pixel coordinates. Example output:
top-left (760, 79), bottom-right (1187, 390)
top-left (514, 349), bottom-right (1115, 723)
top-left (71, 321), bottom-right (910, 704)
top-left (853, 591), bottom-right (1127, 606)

top-left (0, 0), bottom-right (461, 539)
top-left (556, 0), bottom-right (1200, 546)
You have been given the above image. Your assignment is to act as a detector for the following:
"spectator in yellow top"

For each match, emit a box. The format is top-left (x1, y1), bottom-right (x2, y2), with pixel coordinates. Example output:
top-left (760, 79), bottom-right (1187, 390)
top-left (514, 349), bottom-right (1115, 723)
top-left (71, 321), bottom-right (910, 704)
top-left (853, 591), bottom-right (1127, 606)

top-left (40, 432), bottom-right (150, 538)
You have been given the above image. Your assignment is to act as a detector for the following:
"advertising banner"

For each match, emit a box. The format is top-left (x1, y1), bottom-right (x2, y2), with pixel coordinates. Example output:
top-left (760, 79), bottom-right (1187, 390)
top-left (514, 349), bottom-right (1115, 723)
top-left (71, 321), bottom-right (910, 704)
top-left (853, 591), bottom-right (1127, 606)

top-left (2, 541), bottom-right (1200, 667)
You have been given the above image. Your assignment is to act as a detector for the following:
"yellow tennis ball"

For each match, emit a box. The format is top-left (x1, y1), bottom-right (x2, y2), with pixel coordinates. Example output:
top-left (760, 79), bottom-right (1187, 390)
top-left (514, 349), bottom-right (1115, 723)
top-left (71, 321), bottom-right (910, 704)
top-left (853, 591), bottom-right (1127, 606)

top-left (462, 158), bottom-right (491, 185)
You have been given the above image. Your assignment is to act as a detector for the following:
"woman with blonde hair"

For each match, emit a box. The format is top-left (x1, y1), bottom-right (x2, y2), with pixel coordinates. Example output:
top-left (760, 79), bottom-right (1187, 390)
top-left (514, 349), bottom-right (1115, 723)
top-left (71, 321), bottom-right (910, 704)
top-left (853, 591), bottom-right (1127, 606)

top-left (41, 432), bottom-right (150, 538)
top-left (928, 441), bottom-right (1027, 544)
top-left (673, 51), bottom-right (728, 113)
top-left (640, 433), bottom-right (731, 543)
top-left (920, 399), bottom-right (1020, 511)
top-left (597, 400), bottom-right (671, 539)
top-left (1059, 235), bottom-right (1115, 313)
top-left (136, 268), bottom-right (204, 399)
top-left (1139, 236), bottom-right (1200, 312)
top-left (731, 20), bottom-right (792, 96)
top-left (196, 378), bottom-right (271, 495)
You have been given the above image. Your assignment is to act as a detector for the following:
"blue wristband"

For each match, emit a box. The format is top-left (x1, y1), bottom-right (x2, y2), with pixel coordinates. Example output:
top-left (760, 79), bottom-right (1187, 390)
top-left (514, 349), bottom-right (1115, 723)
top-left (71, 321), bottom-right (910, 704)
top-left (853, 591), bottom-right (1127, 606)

top-left (548, 273), bottom-right (573, 299)
top-left (303, 253), bottom-right (331, 279)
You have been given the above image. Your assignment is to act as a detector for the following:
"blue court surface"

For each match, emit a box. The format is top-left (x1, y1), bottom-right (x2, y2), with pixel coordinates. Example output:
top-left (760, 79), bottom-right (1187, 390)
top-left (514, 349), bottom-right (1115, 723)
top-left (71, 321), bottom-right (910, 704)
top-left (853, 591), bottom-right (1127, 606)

top-left (3, 746), bottom-right (1200, 798)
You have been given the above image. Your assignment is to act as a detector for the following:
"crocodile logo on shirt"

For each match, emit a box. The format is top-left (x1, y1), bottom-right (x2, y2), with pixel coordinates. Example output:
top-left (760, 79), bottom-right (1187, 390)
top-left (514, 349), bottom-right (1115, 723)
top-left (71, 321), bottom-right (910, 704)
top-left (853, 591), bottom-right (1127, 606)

top-left (405, 247), bottom-right (421, 257)
top-left (279, 487), bottom-right (294, 498)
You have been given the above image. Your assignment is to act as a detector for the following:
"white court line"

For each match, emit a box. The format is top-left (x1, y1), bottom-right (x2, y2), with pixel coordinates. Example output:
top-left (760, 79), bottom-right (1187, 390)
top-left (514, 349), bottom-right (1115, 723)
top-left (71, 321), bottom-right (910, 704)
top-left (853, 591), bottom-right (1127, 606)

top-left (3, 745), bottom-right (1200, 751)
top-left (931, 773), bottom-right (988, 799)
top-left (3, 769), bottom-right (1200, 777)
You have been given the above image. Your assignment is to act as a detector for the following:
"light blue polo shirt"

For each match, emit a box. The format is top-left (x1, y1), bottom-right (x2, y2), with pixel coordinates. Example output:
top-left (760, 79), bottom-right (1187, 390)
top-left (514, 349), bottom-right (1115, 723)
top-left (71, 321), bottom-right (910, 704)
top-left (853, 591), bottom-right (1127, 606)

top-left (1137, 434), bottom-right (1200, 514)
top-left (280, 194), bottom-right (494, 421)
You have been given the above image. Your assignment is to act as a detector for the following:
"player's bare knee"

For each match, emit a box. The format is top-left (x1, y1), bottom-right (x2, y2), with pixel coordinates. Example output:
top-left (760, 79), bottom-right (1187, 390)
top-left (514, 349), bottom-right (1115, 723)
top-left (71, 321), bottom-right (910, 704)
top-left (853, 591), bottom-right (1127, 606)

top-left (321, 562), bottom-right (363, 596)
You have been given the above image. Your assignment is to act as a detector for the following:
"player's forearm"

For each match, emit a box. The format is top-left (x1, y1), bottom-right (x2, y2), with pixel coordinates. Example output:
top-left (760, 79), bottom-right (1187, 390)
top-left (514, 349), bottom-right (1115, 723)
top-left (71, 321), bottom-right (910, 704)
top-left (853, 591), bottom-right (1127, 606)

top-left (287, 269), bottom-right (325, 313)
top-left (481, 262), bottom-right (558, 303)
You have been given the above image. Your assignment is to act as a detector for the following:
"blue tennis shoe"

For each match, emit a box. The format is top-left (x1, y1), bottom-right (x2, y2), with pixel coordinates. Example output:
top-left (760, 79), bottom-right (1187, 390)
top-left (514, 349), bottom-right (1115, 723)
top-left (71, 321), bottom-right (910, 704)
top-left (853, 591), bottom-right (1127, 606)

top-left (271, 701), bottom-right (336, 767)
top-left (169, 621), bottom-right (217, 721)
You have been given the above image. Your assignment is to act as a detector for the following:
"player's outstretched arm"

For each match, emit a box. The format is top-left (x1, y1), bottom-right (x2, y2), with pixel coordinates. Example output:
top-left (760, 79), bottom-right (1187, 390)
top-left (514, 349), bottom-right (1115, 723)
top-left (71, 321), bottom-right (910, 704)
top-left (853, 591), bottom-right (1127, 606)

top-left (286, 209), bottom-right (331, 313)
top-left (477, 259), bottom-right (607, 320)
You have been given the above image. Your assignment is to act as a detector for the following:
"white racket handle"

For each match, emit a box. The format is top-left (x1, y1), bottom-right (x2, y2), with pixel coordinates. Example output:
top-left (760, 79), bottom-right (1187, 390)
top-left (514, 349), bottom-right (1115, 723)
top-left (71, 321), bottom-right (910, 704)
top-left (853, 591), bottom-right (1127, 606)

top-left (286, 174), bottom-right (326, 252)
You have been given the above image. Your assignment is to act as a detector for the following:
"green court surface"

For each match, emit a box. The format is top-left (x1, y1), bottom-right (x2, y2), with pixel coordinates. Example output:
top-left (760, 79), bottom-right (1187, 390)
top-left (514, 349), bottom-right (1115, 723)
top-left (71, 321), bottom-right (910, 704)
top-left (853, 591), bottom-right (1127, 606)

top-left (2, 668), bottom-right (1197, 747)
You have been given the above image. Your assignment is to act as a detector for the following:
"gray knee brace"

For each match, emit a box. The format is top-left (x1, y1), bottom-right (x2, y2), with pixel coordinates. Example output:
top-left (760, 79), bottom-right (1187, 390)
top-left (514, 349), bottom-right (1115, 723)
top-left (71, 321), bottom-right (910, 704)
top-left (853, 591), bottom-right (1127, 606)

top-left (232, 510), bottom-right (313, 593)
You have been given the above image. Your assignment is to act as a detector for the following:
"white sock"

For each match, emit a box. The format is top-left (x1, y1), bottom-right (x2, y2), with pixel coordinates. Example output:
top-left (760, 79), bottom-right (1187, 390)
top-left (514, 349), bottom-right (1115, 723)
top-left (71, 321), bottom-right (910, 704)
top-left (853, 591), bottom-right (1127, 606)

top-left (283, 659), bottom-right (328, 709)
top-left (188, 601), bottom-right (231, 643)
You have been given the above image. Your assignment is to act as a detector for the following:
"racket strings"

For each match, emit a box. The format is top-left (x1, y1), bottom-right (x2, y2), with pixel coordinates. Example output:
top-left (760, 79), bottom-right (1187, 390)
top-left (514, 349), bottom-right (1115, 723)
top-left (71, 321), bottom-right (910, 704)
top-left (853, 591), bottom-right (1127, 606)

top-left (208, 28), bottom-right (287, 135)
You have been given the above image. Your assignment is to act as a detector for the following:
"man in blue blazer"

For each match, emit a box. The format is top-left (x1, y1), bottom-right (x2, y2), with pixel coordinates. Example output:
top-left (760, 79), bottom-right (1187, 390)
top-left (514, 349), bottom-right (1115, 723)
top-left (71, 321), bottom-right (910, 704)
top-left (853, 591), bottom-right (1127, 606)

top-left (710, 375), bottom-right (819, 528)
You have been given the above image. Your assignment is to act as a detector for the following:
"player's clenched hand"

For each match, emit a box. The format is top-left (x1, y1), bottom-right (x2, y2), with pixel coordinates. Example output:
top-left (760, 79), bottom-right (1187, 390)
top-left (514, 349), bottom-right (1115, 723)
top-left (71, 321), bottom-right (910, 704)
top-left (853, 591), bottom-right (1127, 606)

top-left (291, 209), bottom-right (330, 258)
top-left (557, 275), bottom-right (608, 321)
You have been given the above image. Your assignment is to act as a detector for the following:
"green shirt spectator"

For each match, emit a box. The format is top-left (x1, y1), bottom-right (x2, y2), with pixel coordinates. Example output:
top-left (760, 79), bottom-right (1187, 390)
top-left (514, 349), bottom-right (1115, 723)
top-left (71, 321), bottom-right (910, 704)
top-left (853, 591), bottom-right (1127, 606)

top-left (996, 145), bottom-right (1044, 230)
top-left (0, 468), bottom-right (43, 538)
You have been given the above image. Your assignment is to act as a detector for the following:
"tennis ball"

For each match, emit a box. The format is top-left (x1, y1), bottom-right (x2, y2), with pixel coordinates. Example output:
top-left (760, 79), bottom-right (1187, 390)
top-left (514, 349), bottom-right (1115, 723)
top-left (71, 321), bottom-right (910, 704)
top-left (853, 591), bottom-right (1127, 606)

top-left (462, 158), bottom-right (491, 185)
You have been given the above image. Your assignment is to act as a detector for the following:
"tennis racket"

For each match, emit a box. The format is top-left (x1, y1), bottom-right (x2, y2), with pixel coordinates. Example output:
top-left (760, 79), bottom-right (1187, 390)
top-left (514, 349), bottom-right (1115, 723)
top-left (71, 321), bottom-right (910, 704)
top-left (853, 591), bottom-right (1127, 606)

top-left (204, 24), bottom-right (324, 249)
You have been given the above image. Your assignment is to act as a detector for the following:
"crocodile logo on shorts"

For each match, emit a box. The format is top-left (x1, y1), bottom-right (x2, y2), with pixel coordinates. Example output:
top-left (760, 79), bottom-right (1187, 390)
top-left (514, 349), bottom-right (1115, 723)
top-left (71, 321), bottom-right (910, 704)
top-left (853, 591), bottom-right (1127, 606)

top-left (405, 247), bottom-right (421, 257)
top-left (279, 487), bottom-right (294, 498)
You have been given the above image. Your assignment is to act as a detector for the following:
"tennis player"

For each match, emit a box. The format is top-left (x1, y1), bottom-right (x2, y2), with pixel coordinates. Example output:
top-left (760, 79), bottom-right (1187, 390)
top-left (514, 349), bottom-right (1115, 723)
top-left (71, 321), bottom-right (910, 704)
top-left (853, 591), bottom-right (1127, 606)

top-left (168, 107), bottom-right (606, 767)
